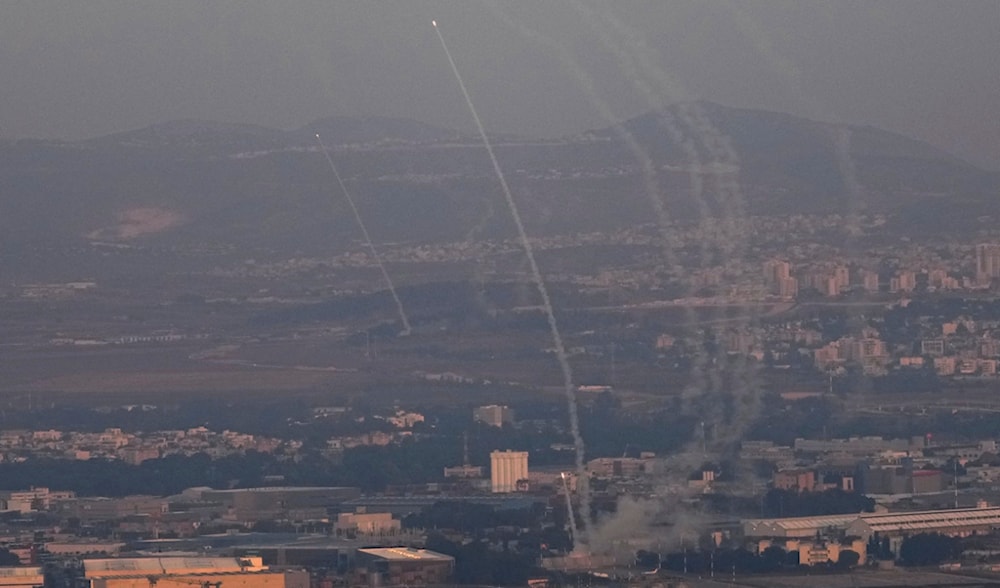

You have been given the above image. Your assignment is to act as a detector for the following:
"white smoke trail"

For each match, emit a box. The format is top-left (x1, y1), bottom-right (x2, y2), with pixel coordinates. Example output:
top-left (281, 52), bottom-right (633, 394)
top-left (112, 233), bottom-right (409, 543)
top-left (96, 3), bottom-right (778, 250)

top-left (431, 19), bottom-right (589, 532)
top-left (565, 2), bottom-right (756, 433)
top-left (477, 3), bottom-right (710, 547)
top-left (561, 2), bottom-right (716, 356)
top-left (725, 0), bottom-right (866, 243)
top-left (314, 133), bottom-right (412, 335)
top-left (834, 127), bottom-right (864, 238)
top-left (606, 6), bottom-right (760, 434)
top-left (560, 472), bottom-right (581, 549)
top-left (478, 3), bottom-right (763, 554)
top-left (506, 1), bottom-right (724, 409)
top-left (724, 1), bottom-right (871, 402)
top-left (481, 6), bottom-right (744, 560)
top-left (557, 7), bottom-right (773, 534)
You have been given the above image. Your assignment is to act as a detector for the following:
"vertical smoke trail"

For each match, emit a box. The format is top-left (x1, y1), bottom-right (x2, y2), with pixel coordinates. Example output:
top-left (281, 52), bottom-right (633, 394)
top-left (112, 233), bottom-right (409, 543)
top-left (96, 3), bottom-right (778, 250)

top-left (431, 20), bottom-right (590, 541)
top-left (480, 2), bottom-right (762, 554)
top-left (480, 1), bottom-right (701, 281)
top-left (564, 2), bottom-right (737, 408)
top-left (314, 133), bottom-right (412, 335)
top-left (494, 1), bottom-right (724, 410)
top-left (725, 0), bottom-right (872, 403)
top-left (567, 3), bottom-right (768, 475)
top-left (560, 472), bottom-right (580, 549)
top-left (478, 3), bottom-right (715, 545)
top-left (833, 128), bottom-right (864, 239)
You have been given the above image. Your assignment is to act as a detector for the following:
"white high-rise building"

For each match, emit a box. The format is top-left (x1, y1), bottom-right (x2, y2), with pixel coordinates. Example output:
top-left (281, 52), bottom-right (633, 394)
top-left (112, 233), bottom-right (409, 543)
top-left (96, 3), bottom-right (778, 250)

top-left (490, 450), bottom-right (528, 493)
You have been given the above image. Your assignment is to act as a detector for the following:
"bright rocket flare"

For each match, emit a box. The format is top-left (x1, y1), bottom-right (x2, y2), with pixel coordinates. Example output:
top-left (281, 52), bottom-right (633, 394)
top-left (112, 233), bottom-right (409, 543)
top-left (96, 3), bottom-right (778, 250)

top-left (431, 20), bottom-right (437, 27)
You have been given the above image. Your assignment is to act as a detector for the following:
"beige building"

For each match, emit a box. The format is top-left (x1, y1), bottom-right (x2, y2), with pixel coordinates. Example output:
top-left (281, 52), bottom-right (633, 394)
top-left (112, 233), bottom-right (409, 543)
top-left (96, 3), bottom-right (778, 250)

top-left (777, 276), bottom-right (798, 299)
top-left (587, 457), bottom-right (657, 478)
top-left (490, 450), bottom-right (528, 493)
top-left (746, 506), bottom-right (1000, 561)
top-left (860, 269), bottom-right (879, 293)
top-left (197, 486), bottom-right (360, 522)
top-left (976, 243), bottom-right (1000, 284)
top-left (53, 496), bottom-right (167, 522)
top-left (354, 548), bottom-right (453, 587)
top-left (474, 405), bottom-right (515, 428)
top-left (83, 557), bottom-right (307, 588)
top-left (0, 567), bottom-right (44, 588)
top-left (335, 511), bottom-right (401, 536)
top-left (0, 487), bottom-right (74, 513)
top-left (763, 260), bottom-right (791, 292)
top-left (890, 271), bottom-right (916, 293)
top-left (756, 539), bottom-right (867, 566)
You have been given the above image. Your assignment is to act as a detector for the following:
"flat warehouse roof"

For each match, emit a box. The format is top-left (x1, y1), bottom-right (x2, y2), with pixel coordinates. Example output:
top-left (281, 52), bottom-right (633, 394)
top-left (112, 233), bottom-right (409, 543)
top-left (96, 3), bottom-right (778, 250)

top-left (357, 548), bottom-right (453, 562)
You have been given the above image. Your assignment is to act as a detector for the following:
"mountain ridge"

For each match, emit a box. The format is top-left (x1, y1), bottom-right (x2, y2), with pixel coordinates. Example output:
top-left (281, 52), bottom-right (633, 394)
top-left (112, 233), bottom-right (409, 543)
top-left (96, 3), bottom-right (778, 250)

top-left (0, 102), bottom-right (994, 261)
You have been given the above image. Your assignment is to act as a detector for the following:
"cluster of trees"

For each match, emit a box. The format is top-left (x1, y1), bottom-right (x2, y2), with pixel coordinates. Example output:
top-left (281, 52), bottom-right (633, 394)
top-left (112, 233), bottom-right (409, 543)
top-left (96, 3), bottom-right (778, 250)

top-left (252, 279), bottom-right (601, 330)
top-left (424, 532), bottom-right (538, 586)
top-left (867, 532), bottom-right (966, 566)
top-left (747, 392), bottom-right (1000, 446)
top-left (898, 533), bottom-right (963, 567)
top-left (0, 444), bottom-right (456, 496)
top-left (403, 502), bottom-right (543, 534)
top-left (0, 548), bottom-right (18, 566)
top-left (657, 545), bottom-right (860, 574)
top-left (761, 488), bottom-right (875, 518)
top-left (642, 532), bottom-right (972, 576)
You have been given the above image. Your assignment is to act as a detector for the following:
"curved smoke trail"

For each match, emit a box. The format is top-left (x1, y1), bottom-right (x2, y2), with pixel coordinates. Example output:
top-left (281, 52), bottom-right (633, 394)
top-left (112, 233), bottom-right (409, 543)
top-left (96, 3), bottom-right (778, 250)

top-left (430, 20), bottom-right (589, 539)
top-left (566, 2), bottom-right (762, 456)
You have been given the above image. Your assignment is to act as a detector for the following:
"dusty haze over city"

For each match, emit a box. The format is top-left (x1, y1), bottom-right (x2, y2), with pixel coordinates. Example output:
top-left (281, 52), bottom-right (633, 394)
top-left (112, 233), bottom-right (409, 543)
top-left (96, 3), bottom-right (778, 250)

top-left (3, 2), bottom-right (1000, 586)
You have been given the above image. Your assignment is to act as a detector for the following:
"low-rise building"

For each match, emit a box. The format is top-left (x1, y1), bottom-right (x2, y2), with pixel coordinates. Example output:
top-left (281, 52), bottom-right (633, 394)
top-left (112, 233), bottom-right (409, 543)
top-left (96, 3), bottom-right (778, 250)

top-left (335, 512), bottom-right (402, 536)
top-left (0, 567), bottom-right (44, 588)
top-left (773, 469), bottom-right (816, 492)
top-left (353, 548), bottom-right (453, 587)
top-left (83, 557), bottom-right (306, 588)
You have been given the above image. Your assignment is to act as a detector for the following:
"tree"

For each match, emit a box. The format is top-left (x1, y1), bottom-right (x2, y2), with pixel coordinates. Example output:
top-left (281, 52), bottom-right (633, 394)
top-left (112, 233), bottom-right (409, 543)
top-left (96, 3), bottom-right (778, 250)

top-left (635, 550), bottom-right (660, 569)
top-left (759, 545), bottom-right (786, 572)
top-left (0, 549), bottom-right (18, 565)
top-left (837, 549), bottom-right (860, 568)
top-left (899, 533), bottom-right (962, 566)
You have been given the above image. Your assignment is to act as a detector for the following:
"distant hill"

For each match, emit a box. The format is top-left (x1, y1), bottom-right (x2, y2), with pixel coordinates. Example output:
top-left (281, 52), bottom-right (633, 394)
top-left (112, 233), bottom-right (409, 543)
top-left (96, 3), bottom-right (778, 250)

top-left (297, 116), bottom-right (467, 146)
top-left (82, 116), bottom-right (468, 156)
top-left (0, 102), bottom-right (995, 263)
top-left (82, 119), bottom-right (290, 155)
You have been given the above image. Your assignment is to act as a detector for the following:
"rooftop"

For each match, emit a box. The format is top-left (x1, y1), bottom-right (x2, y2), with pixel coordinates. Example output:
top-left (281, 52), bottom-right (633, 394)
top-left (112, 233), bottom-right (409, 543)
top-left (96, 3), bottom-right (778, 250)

top-left (0, 568), bottom-right (44, 578)
top-left (84, 557), bottom-right (264, 577)
top-left (357, 547), bottom-right (454, 563)
top-left (201, 486), bottom-right (356, 495)
top-left (746, 506), bottom-right (1000, 537)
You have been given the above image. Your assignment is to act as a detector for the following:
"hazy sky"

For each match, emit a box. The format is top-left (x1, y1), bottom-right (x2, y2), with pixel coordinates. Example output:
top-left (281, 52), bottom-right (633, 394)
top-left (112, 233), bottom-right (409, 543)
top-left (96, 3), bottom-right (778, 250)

top-left (2, 1), bottom-right (998, 169)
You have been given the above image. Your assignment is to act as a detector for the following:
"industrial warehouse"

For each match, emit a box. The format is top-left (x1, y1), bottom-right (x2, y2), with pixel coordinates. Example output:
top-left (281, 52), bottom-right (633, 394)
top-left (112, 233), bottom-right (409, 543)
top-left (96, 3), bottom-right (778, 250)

top-left (82, 557), bottom-right (308, 588)
top-left (744, 505), bottom-right (1000, 563)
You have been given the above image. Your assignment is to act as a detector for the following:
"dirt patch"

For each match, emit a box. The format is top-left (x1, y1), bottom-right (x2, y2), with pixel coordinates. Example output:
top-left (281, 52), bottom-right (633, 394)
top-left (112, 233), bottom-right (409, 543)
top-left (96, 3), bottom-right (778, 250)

top-left (86, 207), bottom-right (185, 240)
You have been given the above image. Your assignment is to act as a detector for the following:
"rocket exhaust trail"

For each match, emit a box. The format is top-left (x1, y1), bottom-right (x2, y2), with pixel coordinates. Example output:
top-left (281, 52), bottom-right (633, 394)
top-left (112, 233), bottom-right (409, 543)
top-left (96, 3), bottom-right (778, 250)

top-left (432, 19), bottom-right (589, 542)
top-left (314, 133), bottom-right (412, 336)
top-left (560, 472), bottom-right (581, 550)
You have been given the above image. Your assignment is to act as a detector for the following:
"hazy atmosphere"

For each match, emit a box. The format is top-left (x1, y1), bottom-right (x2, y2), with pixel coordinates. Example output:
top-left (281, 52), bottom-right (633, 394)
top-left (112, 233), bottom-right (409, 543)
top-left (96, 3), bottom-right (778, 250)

top-left (4, 2), bottom-right (1000, 585)
top-left (2, 1), bottom-right (998, 169)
